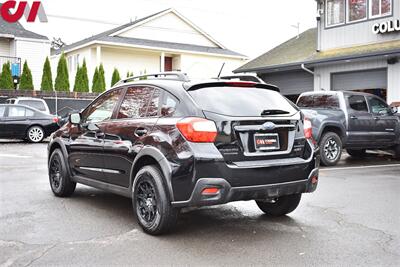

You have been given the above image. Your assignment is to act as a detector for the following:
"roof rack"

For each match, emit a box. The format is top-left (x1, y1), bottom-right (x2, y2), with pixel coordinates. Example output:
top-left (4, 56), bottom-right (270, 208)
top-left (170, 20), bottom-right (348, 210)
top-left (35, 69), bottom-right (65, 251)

top-left (114, 72), bottom-right (190, 86)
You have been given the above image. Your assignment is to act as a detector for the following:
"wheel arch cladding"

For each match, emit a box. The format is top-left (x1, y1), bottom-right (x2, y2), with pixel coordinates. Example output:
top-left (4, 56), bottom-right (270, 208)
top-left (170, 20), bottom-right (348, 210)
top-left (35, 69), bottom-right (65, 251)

top-left (130, 146), bottom-right (174, 201)
top-left (319, 123), bottom-right (345, 142)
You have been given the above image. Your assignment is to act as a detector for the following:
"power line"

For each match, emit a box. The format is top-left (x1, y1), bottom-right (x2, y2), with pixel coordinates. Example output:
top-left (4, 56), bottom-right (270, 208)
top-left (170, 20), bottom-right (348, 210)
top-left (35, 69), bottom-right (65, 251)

top-left (47, 14), bottom-right (124, 25)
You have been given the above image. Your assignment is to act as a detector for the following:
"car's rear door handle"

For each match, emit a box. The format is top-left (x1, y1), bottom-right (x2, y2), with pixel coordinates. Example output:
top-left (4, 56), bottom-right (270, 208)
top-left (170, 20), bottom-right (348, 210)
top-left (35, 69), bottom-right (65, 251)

top-left (135, 128), bottom-right (148, 137)
top-left (350, 116), bottom-right (358, 119)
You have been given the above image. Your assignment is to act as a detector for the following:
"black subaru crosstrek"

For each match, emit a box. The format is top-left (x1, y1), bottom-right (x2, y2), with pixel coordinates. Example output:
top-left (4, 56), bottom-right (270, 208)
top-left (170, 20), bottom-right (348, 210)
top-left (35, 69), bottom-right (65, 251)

top-left (47, 72), bottom-right (319, 235)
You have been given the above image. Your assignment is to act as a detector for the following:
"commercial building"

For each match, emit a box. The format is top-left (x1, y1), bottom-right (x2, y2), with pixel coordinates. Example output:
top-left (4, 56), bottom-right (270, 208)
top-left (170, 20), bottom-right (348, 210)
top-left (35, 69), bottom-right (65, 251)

top-left (235, 0), bottom-right (400, 104)
top-left (51, 8), bottom-right (247, 89)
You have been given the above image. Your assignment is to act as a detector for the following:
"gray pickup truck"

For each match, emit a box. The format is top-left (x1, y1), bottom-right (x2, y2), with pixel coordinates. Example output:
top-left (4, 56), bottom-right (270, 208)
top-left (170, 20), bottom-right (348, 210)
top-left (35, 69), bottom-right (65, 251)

top-left (296, 91), bottom-right (400, 166)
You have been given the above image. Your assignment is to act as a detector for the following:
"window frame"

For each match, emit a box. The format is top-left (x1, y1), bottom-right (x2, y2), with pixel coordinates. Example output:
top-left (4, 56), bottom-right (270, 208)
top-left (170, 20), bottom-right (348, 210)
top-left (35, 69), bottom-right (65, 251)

top-left (346, 94), bottom-right (369, 114)
top-left (369, 0), bottom-right (392, 19)
top-left (325, 0), bottom-right (346, 28)
top-left (346, 0), bottom-right (368, 24)
top-left (324, 0), bottom-right (393, 28)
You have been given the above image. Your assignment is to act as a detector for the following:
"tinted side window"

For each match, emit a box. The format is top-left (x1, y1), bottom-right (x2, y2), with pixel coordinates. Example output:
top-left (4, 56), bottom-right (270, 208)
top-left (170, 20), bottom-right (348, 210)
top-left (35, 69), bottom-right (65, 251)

top-left (347, 95), bottom-right (368, 112)
top-left (367, 96), bottom-right (389, 115)
top-left (161, 92), bottom-right (182, 117)
top-left (84, 89), bottom-right (122, 123)
top-left (297, 94), bottom-right (339, 108)
top-left (26, 108), bottom-right (35, 117)
top-left (117, 86), bottom-right (155, 119)
top-left (0, 106), bottom-right (5, 117)
top-left (147, 89), bottom-right (161, 117)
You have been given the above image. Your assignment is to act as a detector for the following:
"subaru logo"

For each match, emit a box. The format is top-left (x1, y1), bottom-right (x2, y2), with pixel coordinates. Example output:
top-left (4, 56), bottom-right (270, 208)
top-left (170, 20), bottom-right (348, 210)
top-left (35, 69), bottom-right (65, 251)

top-left (262, 122), bottom-right (276, 131)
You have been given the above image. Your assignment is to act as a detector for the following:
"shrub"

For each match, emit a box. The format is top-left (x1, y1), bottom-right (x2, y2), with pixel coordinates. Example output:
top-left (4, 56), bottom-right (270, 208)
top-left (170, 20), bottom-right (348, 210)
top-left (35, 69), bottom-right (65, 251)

top-left (19, 60), bottom-right (34, 90)
top-left (98, 63), bottom-right (106, 91)
top-left (111, 68), bottom-right (121, 87)
top-left (73, 65), bottom-right (82, 92)
top-left (54, 53), bottom-right (69, 91)
top-left (0, 62), bottom-right (14, 89)
top-left (41, 57), bottom-right (53, 91)
top-left (80, 59), bottom-right (89, 92)
top-left (92, 67), bottom-right (103, 93)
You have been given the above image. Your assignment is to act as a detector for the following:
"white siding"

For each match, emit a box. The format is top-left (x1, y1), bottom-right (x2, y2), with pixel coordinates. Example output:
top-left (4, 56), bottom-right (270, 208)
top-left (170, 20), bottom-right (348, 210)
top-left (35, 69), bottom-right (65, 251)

top-left (117, 12), bottom-right (218, 47)
top-left (96, 46), bottom-right (161, 89)
top-left (387, 63), bottom-right (400, 104)
top-left (180, 53), bottom-right (245, 79)
top-left (0, 38), bottom-right (11, 56)
top-left (15, 39), bottom-right (50, 90)
top-left (319, 0), bottom-right (400, 50)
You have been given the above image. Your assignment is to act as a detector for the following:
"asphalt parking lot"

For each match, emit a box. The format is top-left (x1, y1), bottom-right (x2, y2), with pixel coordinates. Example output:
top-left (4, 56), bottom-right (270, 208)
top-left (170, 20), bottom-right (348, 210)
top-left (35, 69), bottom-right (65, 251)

top-left (0, 140), bottom-right (399, 266)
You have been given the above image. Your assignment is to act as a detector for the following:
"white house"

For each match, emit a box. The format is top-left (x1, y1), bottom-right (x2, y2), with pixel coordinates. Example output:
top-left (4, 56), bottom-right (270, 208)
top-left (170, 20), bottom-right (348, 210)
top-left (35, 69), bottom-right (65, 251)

top-left (51, 8), bottom-right (248, 90)
top-left (0, 16), bottom-right (50, 90)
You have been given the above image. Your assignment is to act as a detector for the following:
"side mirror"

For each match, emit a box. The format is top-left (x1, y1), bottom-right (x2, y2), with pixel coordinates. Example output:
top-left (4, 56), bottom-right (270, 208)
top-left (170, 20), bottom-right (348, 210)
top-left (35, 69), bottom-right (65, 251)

top-left (69, 113), bottom-right (81, 125)
top-left (390, 106), bottom-right (398, 114)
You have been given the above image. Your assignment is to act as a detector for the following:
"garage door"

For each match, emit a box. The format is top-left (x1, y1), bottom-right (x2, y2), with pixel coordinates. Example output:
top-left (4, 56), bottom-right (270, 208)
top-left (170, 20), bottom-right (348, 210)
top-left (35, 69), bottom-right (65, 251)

top-left (260, 71), bottom-right (314, 95)
top-left (331, 68), bottom-right (387, 91)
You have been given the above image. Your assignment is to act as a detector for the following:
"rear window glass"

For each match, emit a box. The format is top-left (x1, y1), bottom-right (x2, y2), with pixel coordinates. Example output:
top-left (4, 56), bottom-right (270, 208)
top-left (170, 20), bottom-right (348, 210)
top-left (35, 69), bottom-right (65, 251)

top-left (297, 94), bottom-right (340, 109)
top-left (188, 87), bottom-right (297, 117)
top-left (18, 100), bottom-right (46, 111)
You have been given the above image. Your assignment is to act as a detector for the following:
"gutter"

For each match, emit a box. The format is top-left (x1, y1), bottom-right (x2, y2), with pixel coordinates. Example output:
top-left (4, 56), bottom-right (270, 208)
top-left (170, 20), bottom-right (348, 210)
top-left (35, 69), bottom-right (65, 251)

top-left (301, 63), bottom-right (314, 75)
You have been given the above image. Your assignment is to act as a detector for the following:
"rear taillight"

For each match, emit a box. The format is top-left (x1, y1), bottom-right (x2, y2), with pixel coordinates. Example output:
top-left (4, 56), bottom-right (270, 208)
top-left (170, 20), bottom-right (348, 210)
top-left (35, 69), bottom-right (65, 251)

top-left (53, 117), bottom-right (59, 123)
top-left (303, 118), bottom-right (312, 139)
top-left (225, 81), bottom-right (257, 87)
top-left (176, 117), bottom-right (217, 143)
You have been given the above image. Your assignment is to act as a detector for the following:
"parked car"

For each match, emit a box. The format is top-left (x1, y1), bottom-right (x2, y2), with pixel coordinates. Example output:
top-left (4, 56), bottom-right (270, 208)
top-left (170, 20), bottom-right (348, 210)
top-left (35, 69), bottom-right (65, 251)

top-left (47, 72), bottom-right (319, 235)
top-left (0, 104), bottom-right (60, 143)
top-left (297, 91), bottom-right (400, 166)
top-left (6, 97), bottom-right (50, 114)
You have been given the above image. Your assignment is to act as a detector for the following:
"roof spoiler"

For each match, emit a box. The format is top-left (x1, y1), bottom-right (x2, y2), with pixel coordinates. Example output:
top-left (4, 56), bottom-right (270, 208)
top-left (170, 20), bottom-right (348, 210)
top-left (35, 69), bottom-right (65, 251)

top-left (185, 81), bottom-right (280, 92)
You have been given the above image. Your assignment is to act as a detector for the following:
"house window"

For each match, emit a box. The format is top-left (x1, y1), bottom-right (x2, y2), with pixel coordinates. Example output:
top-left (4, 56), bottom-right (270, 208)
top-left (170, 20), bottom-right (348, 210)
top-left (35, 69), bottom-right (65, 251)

top-left (370, 0), bottom-right (392, 18)
top-left (347, 0), bottom-right (367, 22)
top-left (326, 0), bottom-right (345, 27)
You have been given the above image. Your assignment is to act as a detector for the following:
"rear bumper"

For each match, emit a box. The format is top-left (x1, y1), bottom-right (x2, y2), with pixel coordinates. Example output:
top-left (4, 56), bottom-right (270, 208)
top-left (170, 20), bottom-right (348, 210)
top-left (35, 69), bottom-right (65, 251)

top-left (171, 166), bottom-right (319, 208)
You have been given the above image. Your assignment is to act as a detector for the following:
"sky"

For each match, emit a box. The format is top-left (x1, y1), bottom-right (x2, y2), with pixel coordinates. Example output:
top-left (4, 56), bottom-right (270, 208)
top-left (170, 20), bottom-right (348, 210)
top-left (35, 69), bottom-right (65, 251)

top-left (20, 0), bottom-right (317, 59)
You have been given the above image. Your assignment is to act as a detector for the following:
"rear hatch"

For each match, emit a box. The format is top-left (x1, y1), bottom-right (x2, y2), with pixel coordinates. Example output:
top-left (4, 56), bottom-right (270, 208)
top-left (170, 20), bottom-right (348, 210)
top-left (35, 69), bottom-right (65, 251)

top-left (187, 82), bottom-right (305, 163)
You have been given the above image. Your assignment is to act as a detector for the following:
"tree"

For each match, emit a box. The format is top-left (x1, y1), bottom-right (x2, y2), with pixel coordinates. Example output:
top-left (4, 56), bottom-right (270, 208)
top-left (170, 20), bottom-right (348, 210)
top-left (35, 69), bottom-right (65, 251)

top-left (92, 67), bottom-right (103, 93)
top-left (139, 69), bottom-right (147, 80)
top-left (98, 63), bottom-right (106, 91)
top-left (80, 59), bottom-right (89, 92)
top-left (73, 65), bottom-right (82, 92)
top-left (54, 53), bottom-right (69, 91)
top-left (41, 57), bottom-right (53, 91)
top-left (0, 62), bottom-right (14, 89)
top-left (126, 71), bottom-right (133, 78)
top-left (111, 68), bottom-right (121, 87)
top-left (19, 60), bottom-right (34, 90)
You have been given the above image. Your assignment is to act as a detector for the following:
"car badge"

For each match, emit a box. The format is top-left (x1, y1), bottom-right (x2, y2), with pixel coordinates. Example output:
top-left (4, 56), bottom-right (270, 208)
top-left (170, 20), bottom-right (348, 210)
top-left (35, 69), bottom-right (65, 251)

top-left (262, 122), bottom-right (276, 131)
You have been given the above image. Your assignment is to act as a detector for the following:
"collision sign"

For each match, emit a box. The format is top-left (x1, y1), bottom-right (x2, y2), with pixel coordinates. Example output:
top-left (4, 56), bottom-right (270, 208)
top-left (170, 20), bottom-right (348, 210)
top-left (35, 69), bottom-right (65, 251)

top-left (372, 19), bottom-right (400, 34)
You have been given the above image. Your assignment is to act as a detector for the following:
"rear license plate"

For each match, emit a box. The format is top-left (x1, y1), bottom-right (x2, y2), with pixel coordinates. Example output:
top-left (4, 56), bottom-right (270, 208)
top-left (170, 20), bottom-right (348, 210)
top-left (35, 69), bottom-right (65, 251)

top-left (254, 133), bottom-right (280, 151)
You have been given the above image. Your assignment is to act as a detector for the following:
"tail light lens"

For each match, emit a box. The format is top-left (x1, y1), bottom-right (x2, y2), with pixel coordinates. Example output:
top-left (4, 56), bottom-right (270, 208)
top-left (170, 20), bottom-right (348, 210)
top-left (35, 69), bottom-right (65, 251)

top-left (303, 118), bottom-right (312, 139)
top-left (53, 117), bottom-right (59, 123)
top-left (176, 117), bottom-right (217, 143)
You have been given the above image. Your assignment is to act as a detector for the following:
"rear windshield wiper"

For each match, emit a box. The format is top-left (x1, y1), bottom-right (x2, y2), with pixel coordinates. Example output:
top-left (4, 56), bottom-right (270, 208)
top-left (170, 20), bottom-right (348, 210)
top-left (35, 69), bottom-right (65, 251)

top-left (261, 109), bottom-right (290, 116)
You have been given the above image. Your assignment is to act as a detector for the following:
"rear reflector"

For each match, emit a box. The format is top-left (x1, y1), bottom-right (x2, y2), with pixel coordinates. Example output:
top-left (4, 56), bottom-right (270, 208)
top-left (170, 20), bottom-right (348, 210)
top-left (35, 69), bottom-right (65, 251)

top-left (176, 117), bottom-right (217, 143)
top-left (201, 187), bottom-right (220, 195)
top-left (303, 118), bottom-right (312, 139)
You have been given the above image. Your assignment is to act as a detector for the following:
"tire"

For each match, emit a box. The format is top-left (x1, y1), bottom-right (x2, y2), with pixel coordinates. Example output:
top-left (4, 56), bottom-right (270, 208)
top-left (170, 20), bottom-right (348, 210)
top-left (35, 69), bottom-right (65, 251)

top-left (319, 132), bottom-right (342, 166)
top-left (48, 149), bottom-right (76, 197)
top-left (256, 194), bottom-right (302, 217)
top-left (132, 165), bottom-right (178, 235)
top-left (347, 149), bottom-right (366, 158)
top-left (27, 126), bottom-right (45, 143)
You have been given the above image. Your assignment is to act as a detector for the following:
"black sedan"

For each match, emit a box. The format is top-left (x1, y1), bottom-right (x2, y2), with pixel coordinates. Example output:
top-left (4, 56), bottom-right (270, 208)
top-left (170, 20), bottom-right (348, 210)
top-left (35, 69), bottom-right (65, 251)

top-left (0, 104), bottom-right (60, 143)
